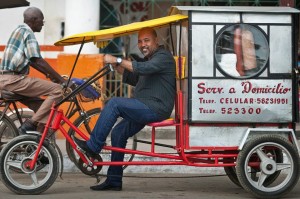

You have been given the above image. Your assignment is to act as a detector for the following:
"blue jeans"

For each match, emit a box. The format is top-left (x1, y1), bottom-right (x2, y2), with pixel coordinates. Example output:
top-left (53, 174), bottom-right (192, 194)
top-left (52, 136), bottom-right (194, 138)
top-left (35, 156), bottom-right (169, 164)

top-left (87, 97), bottom-right (160, 186)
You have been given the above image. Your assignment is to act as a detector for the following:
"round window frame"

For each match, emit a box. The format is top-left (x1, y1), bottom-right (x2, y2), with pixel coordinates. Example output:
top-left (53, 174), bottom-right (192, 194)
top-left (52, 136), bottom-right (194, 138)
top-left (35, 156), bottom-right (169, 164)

top-left (214, 24), bottom-right (269, 79)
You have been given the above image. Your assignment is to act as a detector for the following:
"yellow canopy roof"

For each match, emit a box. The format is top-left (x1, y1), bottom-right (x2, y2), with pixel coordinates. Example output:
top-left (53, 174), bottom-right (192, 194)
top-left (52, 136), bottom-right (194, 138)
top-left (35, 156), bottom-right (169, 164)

top-left (54, 14), bottom-right (188, 46)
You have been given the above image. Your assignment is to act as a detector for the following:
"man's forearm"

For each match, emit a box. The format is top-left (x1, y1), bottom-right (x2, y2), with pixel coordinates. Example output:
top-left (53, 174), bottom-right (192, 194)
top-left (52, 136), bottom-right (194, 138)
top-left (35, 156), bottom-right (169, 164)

top-left (31, 58), bottom-right (65, 84)
top-left (119, 59), bottom-right (134, 72)
top-left (104, 54), bottom-right (134, 73)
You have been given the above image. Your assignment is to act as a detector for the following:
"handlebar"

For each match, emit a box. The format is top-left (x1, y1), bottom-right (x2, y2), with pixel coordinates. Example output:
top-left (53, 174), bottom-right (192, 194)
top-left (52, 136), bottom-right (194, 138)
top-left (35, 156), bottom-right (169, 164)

top-left (55, 63), bottom-right (114, 107)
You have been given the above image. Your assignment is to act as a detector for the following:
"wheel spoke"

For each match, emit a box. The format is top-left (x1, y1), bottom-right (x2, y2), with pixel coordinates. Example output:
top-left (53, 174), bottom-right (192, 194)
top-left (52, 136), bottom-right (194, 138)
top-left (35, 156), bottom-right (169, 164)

top-left (256, 148), bottom-right (269, 162)
top-left (7, 160), bottom-right (22, 170)
top-left (257, 172), bottom-right (268, 187)
top-left (29, 172), bottom-right (39, 186)
top-left (276, 163), bottom-right (291, 171)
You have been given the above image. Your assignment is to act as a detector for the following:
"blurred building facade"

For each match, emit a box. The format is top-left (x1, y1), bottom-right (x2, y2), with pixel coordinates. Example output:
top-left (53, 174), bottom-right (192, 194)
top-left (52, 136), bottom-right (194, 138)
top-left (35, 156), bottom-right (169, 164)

top-left (0, 0), bottom-right (298, 98)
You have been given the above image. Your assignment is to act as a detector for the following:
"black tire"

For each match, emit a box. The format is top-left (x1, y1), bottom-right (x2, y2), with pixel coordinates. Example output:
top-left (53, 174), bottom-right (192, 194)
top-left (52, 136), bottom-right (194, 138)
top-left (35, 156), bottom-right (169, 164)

top-left (66, 108), bottom-right (137, 173)
top-left (224, 166), bottom-right (242, 188)
top-left (236, 135), bottom-right (300, 199)
top-left (0, 135), bottom-right (59, 194)
top-left (0, 113), bottom-right (19, 150)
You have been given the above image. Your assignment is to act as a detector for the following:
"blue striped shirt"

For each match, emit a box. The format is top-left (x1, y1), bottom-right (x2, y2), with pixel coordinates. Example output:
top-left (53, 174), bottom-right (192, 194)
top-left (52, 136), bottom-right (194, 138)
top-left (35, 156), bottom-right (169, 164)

top-left (0, 24), bottom-right (41, 73)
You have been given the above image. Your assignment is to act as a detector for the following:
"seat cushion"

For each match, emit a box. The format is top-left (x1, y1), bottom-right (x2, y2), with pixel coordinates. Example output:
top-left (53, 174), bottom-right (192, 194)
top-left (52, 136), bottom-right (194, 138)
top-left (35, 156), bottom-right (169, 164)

top-left (71, 78), bottom-right (100, 100)
top-left (147, 118), bottom-right (175, 127)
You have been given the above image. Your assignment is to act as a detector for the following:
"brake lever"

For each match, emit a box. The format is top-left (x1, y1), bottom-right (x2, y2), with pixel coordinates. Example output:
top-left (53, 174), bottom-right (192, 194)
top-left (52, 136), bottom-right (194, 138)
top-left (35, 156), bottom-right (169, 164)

top-left (107, 63), bottom-right (115, 79)
top-left (108, 63), bottom-right (114, 72)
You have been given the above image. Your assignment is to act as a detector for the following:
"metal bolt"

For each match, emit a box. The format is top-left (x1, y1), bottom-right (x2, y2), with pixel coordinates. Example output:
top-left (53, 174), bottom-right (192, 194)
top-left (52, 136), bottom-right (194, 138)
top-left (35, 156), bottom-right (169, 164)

top-left (266, 164), bottom-right (273, 170)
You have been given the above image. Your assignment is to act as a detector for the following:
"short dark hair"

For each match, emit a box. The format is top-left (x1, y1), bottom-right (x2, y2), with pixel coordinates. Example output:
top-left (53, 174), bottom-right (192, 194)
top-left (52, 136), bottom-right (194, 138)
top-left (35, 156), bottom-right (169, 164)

top-left (23, 7), bottom-right (43, 23)
top-left (139, 27), bottom-right (157, 38)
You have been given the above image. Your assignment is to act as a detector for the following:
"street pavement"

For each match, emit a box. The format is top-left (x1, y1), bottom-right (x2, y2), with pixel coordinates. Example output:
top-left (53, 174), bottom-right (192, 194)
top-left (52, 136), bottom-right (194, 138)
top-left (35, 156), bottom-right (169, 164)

top-left (1, 173), bottom-right (300, 199)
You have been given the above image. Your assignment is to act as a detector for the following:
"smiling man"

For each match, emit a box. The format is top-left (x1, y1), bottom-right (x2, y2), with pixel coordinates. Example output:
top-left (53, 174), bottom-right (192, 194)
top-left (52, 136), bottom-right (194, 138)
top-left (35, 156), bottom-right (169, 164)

top-left (74, 27), bottom-right (176, 191)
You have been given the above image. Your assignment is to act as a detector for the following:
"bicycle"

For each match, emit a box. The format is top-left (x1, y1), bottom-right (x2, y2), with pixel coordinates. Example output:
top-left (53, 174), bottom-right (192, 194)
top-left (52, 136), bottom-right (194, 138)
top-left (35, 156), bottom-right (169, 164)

top-left (0, 76), bottom-right (137, 174)
top-left (0, 78), bottom-right (102, 167)
top-left (0, 65), bottom-right (112, 193)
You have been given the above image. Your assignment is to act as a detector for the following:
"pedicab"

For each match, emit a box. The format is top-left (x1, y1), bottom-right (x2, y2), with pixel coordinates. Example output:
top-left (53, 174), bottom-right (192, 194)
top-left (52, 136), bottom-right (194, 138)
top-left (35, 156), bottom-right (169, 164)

top-left (0, 6), bottom-right (300, 199)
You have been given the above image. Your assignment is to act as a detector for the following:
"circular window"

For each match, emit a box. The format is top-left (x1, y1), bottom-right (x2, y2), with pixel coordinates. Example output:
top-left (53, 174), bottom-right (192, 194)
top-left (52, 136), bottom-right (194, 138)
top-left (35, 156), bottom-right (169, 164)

top-left (215, 24), bottom-right (269, 78)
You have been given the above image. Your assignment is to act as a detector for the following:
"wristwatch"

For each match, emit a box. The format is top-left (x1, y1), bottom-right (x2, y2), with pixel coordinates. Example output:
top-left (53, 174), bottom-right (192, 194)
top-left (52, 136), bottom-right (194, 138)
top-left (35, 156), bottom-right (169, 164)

top-left (116, 57), bottom-right (122, 65)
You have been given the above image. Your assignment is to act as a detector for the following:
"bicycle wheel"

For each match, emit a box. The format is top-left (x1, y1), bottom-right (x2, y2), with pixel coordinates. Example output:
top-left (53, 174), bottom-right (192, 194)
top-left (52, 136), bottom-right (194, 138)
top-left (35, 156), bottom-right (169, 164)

top-left (66, 108), bottom-right (137, 174)
top-left (236, 135), bottom-right (300, 199)
top-left (0, 135), bottom-right (59, 194)
top-left (0, 113), bottom-right (19, 150)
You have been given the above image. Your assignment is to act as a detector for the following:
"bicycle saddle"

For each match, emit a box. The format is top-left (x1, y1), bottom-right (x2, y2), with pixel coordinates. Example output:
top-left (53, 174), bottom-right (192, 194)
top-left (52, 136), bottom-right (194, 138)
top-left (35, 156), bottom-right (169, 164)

top-left (0, 90), bottom-right (29, 101)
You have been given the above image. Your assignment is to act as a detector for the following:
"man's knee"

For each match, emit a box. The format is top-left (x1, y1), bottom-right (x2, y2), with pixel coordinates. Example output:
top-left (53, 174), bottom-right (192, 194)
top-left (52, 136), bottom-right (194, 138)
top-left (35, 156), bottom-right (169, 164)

top-left (105, 97), bottom-right (121, 109)
top-left (52, 84), bottom-right (64, 97)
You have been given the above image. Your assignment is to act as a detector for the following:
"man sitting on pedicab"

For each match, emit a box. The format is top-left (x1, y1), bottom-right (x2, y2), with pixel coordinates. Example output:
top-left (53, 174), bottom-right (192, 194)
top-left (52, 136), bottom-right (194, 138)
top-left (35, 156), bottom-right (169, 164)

top-left (74, 27), bottom-right (176, 191)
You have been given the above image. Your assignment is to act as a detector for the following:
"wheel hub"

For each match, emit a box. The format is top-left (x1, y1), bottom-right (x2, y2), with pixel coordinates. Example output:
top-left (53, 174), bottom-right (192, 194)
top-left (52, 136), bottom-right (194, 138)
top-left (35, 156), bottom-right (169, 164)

top-left (21, 158), bottom-right (36, 174)
top-left (266, 164), bottom-right (273, 170)
top-left (260, 157), bottom-right (277, 175)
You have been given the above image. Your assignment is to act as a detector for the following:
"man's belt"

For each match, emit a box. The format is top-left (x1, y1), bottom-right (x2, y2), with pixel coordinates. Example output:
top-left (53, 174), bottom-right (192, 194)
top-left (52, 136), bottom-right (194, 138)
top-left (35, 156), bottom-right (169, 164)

top-left (0, 70), bottom-right (20, 75)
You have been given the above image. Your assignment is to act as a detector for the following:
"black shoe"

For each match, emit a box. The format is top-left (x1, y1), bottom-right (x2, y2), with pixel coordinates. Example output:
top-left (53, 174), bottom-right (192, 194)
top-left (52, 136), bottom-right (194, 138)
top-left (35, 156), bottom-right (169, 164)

top-left (73, 137), bottom-right (98, 158)
top-left (90, 181), bottom-right (122, 191)
top-left (18, 119), bottom-right (37, 135)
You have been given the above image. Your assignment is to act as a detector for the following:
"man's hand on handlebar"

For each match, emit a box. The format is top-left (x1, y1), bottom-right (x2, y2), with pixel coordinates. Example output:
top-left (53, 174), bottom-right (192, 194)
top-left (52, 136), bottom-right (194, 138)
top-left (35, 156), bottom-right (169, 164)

top-left (104, 54), bottom-right (124, 74)
top-left (60, 78), bottom-right (76, 97)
